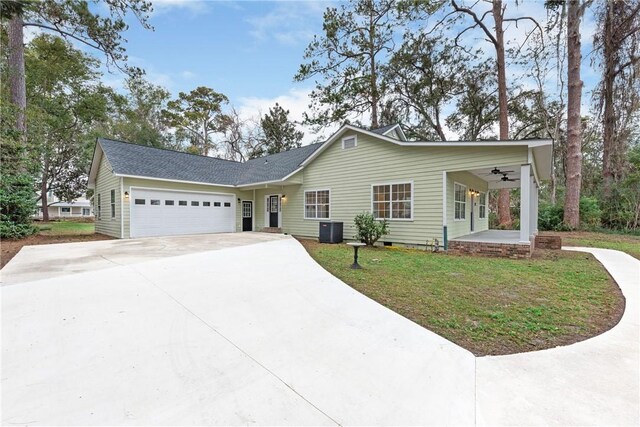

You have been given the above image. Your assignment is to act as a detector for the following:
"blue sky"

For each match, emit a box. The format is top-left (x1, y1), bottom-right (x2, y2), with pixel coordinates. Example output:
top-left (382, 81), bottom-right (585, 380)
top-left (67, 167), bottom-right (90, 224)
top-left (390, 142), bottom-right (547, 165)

top-left (81, 0), bottom-right (600, 143)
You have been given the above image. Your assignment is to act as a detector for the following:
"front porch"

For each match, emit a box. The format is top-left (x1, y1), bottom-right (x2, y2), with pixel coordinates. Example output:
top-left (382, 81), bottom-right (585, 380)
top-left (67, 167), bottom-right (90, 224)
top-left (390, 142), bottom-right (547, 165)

top-left (442, 152), bottom-right (549, 258)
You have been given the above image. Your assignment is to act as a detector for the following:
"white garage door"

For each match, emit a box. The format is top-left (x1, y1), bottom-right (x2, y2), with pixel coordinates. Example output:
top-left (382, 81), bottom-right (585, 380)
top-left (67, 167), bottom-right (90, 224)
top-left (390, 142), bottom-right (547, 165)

top-left (130, 188), bottom-right (235, 238)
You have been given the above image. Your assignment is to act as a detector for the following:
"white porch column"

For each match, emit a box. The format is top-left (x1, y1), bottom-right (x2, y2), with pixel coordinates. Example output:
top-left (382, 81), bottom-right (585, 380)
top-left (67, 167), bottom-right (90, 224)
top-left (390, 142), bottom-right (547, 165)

top-left (529, 177), bottom-right (536, 237)
top-left (520, 164), bottom-right (531, 243)
top-left (532, 180), bottom-right (539, 235)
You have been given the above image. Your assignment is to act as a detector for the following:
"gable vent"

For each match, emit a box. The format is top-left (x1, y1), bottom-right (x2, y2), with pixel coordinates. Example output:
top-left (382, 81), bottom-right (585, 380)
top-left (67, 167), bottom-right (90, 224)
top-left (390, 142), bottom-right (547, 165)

top-left (342, 136), bottom-right (357, 149)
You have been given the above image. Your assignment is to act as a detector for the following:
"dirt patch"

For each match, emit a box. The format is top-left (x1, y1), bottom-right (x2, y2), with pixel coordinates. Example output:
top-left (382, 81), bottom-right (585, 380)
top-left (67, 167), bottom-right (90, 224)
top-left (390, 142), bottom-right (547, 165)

top-left (1, 233), bottom-right (113, 268)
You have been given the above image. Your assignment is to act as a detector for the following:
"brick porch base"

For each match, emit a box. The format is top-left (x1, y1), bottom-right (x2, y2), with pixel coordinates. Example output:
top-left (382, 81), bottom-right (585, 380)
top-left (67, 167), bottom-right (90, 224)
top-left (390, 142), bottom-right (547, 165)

top-left (448, 240), bottom-right (533, 259)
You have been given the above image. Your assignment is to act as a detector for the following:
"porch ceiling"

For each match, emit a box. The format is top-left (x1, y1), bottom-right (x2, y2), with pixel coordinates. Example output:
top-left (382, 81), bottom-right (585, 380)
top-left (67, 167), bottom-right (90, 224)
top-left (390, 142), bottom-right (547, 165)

top-left (468, 164), bottom-right (530, 189)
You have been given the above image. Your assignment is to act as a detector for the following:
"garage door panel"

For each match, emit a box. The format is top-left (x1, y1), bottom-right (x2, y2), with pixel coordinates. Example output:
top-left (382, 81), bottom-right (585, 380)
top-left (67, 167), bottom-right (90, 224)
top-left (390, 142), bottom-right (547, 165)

top-left (131, 189), bottom-right (235, 238)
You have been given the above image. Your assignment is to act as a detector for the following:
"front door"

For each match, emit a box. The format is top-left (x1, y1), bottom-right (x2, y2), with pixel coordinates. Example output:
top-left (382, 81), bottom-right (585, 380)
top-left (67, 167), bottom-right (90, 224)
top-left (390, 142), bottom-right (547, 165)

top-left (242, 201), bottom-right (253, 231)
top-left (269, 195), bottom-right (279, 228)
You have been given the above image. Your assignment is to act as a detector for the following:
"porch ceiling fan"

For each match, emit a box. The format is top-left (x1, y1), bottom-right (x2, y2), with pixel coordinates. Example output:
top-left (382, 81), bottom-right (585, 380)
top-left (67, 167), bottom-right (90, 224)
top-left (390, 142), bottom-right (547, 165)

top-left (501, 173), bottom-right (519, 182)
top-left (484, 167), bottom-right (515, 176)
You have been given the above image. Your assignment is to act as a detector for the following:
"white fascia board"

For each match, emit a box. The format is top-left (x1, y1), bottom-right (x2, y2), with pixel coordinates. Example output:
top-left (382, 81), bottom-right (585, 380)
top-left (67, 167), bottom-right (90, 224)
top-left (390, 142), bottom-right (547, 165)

top-left (87, 141), bottom-right (104, 187)
top-left (113, 173), bottom-right (237, 188)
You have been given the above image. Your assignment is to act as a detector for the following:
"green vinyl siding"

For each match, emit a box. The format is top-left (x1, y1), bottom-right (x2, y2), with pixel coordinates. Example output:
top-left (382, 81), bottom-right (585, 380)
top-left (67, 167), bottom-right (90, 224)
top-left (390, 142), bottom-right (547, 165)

top-left (94, 155), bottom-right (122, 238)
top-left (279, 131), bottom-right (527, 245)
top-left (122, 178), bottom-right (251, 238)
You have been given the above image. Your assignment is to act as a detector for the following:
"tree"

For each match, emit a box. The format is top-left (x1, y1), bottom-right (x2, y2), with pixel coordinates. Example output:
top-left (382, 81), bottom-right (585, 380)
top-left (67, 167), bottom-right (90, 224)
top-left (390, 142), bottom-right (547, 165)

top-left (257, 103), bottom-right (304, 156)
top-left (449, 0), bottom-right (542, 227)
top-left (445, 61), bottom-right (499, 141)
top-left (385, 34), bottom-right (467, 141)
top-left (110, 76), bottom-right (172, 148)
top-left (217, 107), bottom-right (263, 162)
top-left (161, 86), bottom-right (229, 156)
top-left (294, 0), bottom-right (396, 129)
top-left (593, 0), bottom-right (640, 201)
top-left (562, 0), bottom-right (590, 228)
top-left (25, 34), bottom-right (114, 221)
top-left (2, 0), bottom-right (152, 133)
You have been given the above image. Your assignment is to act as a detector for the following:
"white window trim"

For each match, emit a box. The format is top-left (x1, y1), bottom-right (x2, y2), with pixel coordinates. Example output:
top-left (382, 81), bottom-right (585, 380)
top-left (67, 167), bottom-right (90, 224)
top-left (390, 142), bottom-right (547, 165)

top-left (304, 189), bottom-right (331, 220)
top-left (341, 135), bottom-right (357, 149)
top-left (110, 189), bottom-right (116, 220)
top-left (479, 192), bottom-right (487, 219)
top-left (453, 182), bottom-right (467, 222)
top-left (370, 180), bottom-right (414, 221)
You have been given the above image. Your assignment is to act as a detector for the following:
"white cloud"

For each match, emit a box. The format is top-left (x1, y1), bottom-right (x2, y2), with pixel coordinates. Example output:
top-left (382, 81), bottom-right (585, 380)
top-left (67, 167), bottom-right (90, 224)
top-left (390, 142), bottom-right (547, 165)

top-left (245, 1), bottom-right (329, 47)
top-left (151, 0), bottom-right (210, 14)
top-left (181, 70), bottom-right (196, 79)
top-left (238, 87), bottom-right (337, 145)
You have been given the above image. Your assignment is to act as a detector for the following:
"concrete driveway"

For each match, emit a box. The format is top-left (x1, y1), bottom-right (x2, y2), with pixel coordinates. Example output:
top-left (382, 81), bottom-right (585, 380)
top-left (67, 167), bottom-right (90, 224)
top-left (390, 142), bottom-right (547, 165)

top-left (1, 236), bottom-right (475, 425)
top-left (1, 232), bottom-right (289, 285)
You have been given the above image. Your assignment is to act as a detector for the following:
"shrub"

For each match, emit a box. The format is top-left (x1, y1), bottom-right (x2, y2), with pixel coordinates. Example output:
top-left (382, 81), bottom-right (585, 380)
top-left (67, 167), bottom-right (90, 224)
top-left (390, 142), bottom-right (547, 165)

top-left (538, 202), bottom-right (565, 231)
top-left (354, 212), bottom-right (389, 246)
top-left (579, 197), bottom-right (601, 230)
top-left (0, 173), bottom-right (38, 239)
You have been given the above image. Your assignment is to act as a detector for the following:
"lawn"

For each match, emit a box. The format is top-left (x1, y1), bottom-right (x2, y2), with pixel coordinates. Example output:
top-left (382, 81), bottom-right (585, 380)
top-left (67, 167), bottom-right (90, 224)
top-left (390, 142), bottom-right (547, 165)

top-left (299, 239), bottom-right (624, 356)
top-left (550, 231), bottom-right (640, 260)
top-left (37, 220), bottom-right (95, 235)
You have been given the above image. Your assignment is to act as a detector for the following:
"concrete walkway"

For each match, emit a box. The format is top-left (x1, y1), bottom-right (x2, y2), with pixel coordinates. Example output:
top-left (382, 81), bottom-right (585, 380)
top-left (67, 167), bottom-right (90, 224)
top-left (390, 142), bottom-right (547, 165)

top-left (2, 237), bottom-right (475, 426)
top-left (477, 247), bottom-right (640, 426)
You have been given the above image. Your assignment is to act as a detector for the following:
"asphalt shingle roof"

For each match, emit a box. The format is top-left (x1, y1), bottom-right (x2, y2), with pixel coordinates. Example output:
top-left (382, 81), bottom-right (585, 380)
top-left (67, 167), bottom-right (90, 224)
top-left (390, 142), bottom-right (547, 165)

top-left (97, 138), bottom-right (323, 187)
top-left (370, 124), bottom-right (399, 135)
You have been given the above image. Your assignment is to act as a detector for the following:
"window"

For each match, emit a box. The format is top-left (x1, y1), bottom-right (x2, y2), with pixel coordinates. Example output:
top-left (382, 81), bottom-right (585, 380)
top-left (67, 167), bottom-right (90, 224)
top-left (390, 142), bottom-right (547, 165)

top-left (110, 189), bottom-right (116, 218)
top-left (242, 202), bottom-right (252, 218)
top-left (342, 135), bottom-right (357, 149)
top-left (454, 183), bottom-right (466, 220)
top-left (224, 202), bottom-right (231, 207)
top-left (191, 201), bottom-right (200, 206)
top-left (150, 199), bottom-right (160, 206)
top-left (179, 200), bottom-right (187, 206)
top-left (165, 200), bottom-right (174, 206)
top-left (97, 194), bottom-right (101, 219)
top-left (61, 207), bottom-right (71, 213)
top-left (203, 201), bottom-right (210, 207)
top-left (214, 202), bottom-right (221, 207)
top-left (135, 199), bottom-right (146, 205)
top-left (82, 208), bottom-right (90, 216)
top-left (372, 183), bottom-right (412, 220)
top-left (304, 190), bottom-right (330, 219)
top-left (479, 192), bottom-right (486, 219)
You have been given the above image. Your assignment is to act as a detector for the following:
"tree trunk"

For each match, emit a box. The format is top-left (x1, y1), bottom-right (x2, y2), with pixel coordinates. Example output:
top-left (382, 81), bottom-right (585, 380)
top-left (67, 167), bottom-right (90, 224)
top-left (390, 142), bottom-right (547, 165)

top-left (369, 2), bottom-right (379, 129)
top-left (492, 0), bottom-right (512, 227)
top-left (41, 162), bottom-right (49, 222)
top-left (601, 0), bottom-right (616, 200)
top-left (564, 0), bottom-right (583, 229)
top-left (8, 11), bottom-right (26, 134)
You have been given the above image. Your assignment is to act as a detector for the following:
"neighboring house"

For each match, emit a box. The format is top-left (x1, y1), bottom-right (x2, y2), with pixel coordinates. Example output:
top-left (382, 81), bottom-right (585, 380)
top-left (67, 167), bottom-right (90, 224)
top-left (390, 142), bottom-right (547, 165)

top-left (36, 193), bottom-right (93, 219)
top-left (88, 123), bottom-right (551, 252)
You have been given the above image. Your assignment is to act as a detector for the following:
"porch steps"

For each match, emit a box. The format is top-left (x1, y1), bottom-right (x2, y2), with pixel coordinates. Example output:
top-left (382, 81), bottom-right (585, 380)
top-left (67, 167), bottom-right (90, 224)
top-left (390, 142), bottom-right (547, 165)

top-left (261, 227), bottom-right (283, 233)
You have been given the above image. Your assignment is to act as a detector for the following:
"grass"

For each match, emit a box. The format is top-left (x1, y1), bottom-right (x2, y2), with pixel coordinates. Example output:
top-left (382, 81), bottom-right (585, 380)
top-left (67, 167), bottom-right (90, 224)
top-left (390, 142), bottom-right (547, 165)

top-left (37, 220), bottom-right (95, 236)
top-left (299, 239), bottom-right (624, 356)
top-left (550, 231), bottom-right (640, 260)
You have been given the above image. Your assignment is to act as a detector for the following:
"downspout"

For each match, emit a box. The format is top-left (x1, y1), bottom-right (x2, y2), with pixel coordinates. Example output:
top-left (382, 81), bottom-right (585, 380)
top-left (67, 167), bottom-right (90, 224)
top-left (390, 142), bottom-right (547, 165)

top-left (120, 177), bottom-right (124, 238)
top-left (442, 171), bottom-right (448, 250)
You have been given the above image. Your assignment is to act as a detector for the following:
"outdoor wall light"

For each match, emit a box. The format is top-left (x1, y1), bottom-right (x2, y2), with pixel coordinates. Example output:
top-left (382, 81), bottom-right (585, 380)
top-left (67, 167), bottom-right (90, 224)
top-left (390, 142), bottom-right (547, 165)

top-left (282, 194), bottom-right (286, 199)
top-left (124, 191), bottom-right (129, 200)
